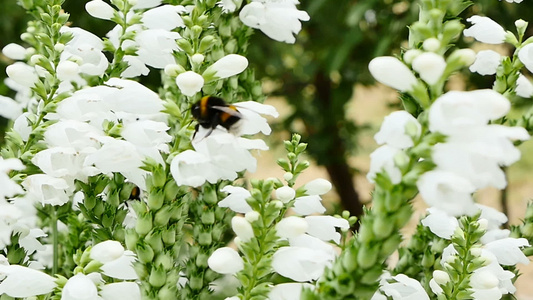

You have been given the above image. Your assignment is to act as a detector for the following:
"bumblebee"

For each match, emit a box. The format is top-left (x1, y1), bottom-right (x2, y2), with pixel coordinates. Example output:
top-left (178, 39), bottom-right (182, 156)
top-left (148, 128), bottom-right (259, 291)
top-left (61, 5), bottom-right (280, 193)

top-left (192, 96), bottom-right (242, 139)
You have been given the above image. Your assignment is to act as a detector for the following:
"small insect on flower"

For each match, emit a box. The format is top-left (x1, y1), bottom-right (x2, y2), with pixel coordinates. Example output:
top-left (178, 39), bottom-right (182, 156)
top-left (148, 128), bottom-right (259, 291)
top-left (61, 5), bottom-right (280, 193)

top-left (192, 96), bottom-right (242, 139)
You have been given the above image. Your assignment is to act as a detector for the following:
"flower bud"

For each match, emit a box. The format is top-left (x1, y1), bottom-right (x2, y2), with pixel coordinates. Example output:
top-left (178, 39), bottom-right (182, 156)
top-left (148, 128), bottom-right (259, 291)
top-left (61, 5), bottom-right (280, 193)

top-left (368, 56), bottom-right (417, 92)
top-left (56, 60), bottom-right (80, 81)
top-left (403, 49), bottom-right (422, 65)
top-left (304, 178), bottom-right (332, 195)
top-left (191, 53), bottom-right (205, 64)
top-left (208, 247), bottom-right (244, 274)
top-left (2, 43), bottom-right (26, 60)
top-left (276, 216), bottom-right (308, 239)
top-left (86, 0), bottom-right (115, 20)
top-left (275, 186), bottom-right (296, 203)
top-left (135, 212), bottom-right (153, 236)
top-left (6, 62), bottom-right (38, 87)
top-left (232, 216), bottom-right (254, 242)
top-left (149, 266), bottom-right (167, 288)
top-left (90, 240), bottom-right (124, 263)
top-left (283, 172), bottom-right (294, 181)
top-left (244, 211), bottom-right (260, 223)
top-left (204, 54), bottom-right (248, 79)
top-left (164, 64), bottom-right (185, 77)
top-left (433, 270), bottom-right (450, 285)
top-left (422, 38), bottom-right (441, 52)
top-left (175, 71), bottom-right (204, 96)
top-left (412, 52), bottom-right (446, 85)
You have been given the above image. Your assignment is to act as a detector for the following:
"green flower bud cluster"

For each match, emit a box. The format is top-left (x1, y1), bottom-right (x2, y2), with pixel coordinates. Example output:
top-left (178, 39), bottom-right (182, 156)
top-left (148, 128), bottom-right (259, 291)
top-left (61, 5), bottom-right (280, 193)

top-left (179, 183), bottom-right (234, 300)
top-left (393, 225), bottom-right (448, 290)
top-left (277, 133), bottom-right (309, 187)
top-left (235, 179), bottom-right (284, 300)
top-left (432, 215), bottom-right (486, 300)
top-left (126, 164), bottom-right (187, 300)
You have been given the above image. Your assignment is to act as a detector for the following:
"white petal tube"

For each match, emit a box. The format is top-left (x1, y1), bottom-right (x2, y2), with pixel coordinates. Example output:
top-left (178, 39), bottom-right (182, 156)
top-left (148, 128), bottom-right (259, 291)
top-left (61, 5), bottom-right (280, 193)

top-left (369, 56), bottom-right (417, 92)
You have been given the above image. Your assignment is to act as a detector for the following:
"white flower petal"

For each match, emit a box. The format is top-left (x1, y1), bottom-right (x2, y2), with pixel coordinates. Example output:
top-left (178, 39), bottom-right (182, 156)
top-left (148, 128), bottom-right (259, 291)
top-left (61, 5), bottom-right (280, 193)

top-left (369, 56), bottom-right (417, 92)
top-left (176, 71), bottom-right (204, 96)
top-left (463, 16), bottom-right (506, 44)
top-left (469, 50), bottom-right (501, 75)
top-left (208, 247), bottom-right (244, 275)
top-left (412, 52), bottom-right (446, 85)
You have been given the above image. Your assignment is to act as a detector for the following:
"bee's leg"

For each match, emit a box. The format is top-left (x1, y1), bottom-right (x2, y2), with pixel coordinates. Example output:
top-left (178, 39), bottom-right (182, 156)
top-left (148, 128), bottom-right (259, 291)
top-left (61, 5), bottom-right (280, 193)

top-left (193, 124), bottom-right (200, 139)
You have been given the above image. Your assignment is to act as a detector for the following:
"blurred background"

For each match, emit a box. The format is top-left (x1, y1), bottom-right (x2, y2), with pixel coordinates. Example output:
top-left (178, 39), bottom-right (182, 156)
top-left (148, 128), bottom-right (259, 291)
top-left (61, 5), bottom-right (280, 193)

top-left (1, 0), bottom-right (533, 298)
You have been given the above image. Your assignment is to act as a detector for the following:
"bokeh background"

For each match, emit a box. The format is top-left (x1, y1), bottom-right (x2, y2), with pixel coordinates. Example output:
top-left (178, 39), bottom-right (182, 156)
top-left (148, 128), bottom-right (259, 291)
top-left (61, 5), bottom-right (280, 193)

top-left (1, 0), bottom-right (533, 298)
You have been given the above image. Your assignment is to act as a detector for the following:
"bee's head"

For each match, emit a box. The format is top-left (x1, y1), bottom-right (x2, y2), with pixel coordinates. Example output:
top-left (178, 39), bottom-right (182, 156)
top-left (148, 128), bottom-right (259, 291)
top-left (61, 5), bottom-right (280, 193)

top-left (191, 101), bottom-right (201, 119)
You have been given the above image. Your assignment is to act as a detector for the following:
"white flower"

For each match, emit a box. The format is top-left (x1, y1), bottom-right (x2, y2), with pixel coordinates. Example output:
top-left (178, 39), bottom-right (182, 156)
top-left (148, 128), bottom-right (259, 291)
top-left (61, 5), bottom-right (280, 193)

top-left (428, 90), bottom-right (510, 136)
top-left (219, 0), bottom-right (241, 12)
top-left (292, 195), bottom-right (326, 215)
top-left (232, 101), bottom-right (279, 135)
top-left (304, 216), bottom-right (349, 244)
top-left (463, 15), bottom-right (507, 44)
top-left (208, 247), bottom-right (244, 275)
top-left (417, 170), bottom-right (478, 216)
top-left (2, 43), bottom-right (26, 60)
top-left (175, 71), bottom-right (204, 96)
top-left (421, 207), bottom-right (459, 239)
top-left (32, 147), bottom-right (98, 184)
top-left (379, 274), bottom-right (430, 300)
top-left (90, 240), bottom-right (124, 263)
top-left (484, 237), bottom-right (530, 266)
top-left (205, 54), bottom-right (248, 79)
top-left (85, 0), bottom-right (116, 20)
top-left (61, 273), bottom-right (98, 300)
top-left (22, 174), bottom-right (71, 206)
top-left (44, 120), bottom-right (104, 151)
top-left (141, 5), bottom-right (185, 30)
top-left (232, 216), bottom-right (254, 242)
top-left (6, 62), bottom-right (38, 87)
top-left (516, 74), bottom-right (533, 98)
top-left (218, 185), bottom-right (253, 213)
top-left (0, 96), bottom-right (22, 120)
top-left (100, 250), bottom-right (138, 280)
top-left (367, 145), bottom-right (403, 184)
top-left (518, 43), bottom-right (533, 74)
top-left (135, 29), bottom-right (182, 69)
top-left (0, 264), bottom-right (56, 298)
top-left (276, 216), bottom-right (309, 239)
top-left (269, 283), bottom-right (313, 300)
top-left (100, 282), bottom-right (141, 300)
top-left (275, 186), bottom-right (296, 202)
top-left (422, 38), bottom-right (441, 52)
top-left (239, 0), bottom-right (310, 44)
top-left (303, 178), bottom-right (332, 195)
top-left (60, 27), bottom-right (109, 76)
top-left (272, 246), bottom-right (332, 282)
top-left (374, 111), bottom-right (421, 149)
top-left (84, 138), bottom-right (147, 189)
top-left (0, 158), bottom-right (24, 201)
top-left (171, 129), bottom-right (268, 187)
top-left (412, 52), bottom-right (446, 85)
top-left (470, 250), bottom-right (516, 299)
top-left (469, 50), bottom-right (501, 75)
top-left (368, 56), bottom-right (418, 92)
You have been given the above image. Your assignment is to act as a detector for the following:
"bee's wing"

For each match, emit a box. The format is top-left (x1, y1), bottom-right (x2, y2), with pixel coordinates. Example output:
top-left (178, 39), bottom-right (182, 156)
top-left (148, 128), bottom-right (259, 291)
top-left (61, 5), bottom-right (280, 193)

top-left (211, 105), bottom-right (242, 117)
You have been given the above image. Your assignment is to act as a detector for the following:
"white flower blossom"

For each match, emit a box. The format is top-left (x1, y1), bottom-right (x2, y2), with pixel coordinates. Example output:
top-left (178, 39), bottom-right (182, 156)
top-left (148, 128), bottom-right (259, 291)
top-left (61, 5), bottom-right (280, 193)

top-left (421, 207), bottom-right (459, 239)
top-left (100, 282), bottom-right (141, 300)
top-left (61, 273), bottom-right (98, 300)
top-left (469, 50), bottom-right (501, 75)
top-left (6, 62), bottom-right (39, 87)
top-left (85, 0), bottom-right (116, 20)
top-left (272, 246), bottom-right (332, 282)
top-left (269, 283), bottom-right (313, 300)
top-left (518, 43), bottom-right (533, 74)
top-left (2, 43), bottom-right (26, 60)
top-left (218, 186), bottom-right (253, 214)
top-left (239, 0), bottom-right (310, 44)
top-left (369, 56), bottom-right (418, 92)
top-left (292, 195), bottom-right (326, 215)
top-left (304, 216), bottom-right (349, 244)
top-left (379, 274), bottom-right (430, 300)
top-left (374, 111), bottom-right (421, 149)
top-left (208, 247), bottom-right (244, 275)
top-left (22, 174), bottom-right (71, 206)
top-left (232, 216), bottom-right (254, 242)
top-left (275, 186), bottom-right (296, 202)
top-left (0, 264), bottom-right (57, 298)
top-left (412, 52), bottom-right (446, 85)
top-left (484, 238), bottom-right (530, 266)
top-left (463, 15), bottom-right (507, 44)
top-left (175, 71), bottom-right (205, 96)
top-left (367, 145), bottom-right (403, 184)
top-left (417, 170), bottom-right (478, 216)
top-left (205, 54), bottom-right (249, 79)
top-left (516, 74), bottom-right (533, 98)
top-left (60, 27), bottom-right (109, 77)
